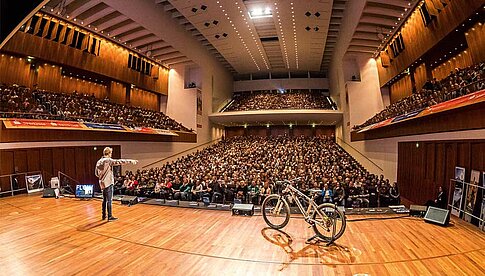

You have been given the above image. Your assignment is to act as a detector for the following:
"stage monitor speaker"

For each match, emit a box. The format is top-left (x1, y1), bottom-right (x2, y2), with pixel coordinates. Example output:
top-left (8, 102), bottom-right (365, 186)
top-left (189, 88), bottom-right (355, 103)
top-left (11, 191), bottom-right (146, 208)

top-left (121, 195), bottom-right (138, 206)
top-left (43, 188), bottom-right (59, 198)
top-left (232, 203), bottom-right (254, 216)
top-left (409, 205), bottom-right (427, 217)
top-left (424, 206), bottom-right (450, 226)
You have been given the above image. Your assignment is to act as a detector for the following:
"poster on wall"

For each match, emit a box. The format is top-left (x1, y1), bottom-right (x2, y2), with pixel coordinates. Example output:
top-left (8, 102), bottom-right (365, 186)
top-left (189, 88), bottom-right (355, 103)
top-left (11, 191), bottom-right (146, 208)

top-left (464, 170), bottom-right (480, 222)
top-left (451, 167), bottom-right (465, 216)
top-left (25, 174), bottom-right (44, 193)
top-left (197, 89), bottom-right (202, 116)
top-left (480, 172), bottom-right (485, 231)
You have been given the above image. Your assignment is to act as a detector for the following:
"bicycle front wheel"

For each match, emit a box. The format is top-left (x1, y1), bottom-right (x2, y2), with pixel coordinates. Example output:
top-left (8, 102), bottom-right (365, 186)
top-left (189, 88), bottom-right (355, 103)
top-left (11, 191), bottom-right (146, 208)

top-left (312, 203), bottom-right (346, 242)
top-left (262, 194), bottom-right (291, 229)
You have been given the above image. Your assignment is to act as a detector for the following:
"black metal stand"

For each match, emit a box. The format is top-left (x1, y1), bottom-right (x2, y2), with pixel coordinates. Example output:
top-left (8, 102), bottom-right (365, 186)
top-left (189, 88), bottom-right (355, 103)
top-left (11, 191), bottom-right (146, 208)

top-left (305, 234), bottom-right (334, 246)
top-left (306, 215), bottom-right (337, 246)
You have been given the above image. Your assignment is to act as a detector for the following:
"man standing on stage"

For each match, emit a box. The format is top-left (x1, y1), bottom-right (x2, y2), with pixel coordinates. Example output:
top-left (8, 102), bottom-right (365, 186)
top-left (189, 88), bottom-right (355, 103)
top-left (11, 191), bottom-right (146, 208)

top-left (95, 147), bottom-right (138, 221)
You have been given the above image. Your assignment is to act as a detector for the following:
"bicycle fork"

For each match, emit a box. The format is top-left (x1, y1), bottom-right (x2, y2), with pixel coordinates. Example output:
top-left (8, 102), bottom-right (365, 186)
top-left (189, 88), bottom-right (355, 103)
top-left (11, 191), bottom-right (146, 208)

top-left (273, 197), bottom-right (284, 215)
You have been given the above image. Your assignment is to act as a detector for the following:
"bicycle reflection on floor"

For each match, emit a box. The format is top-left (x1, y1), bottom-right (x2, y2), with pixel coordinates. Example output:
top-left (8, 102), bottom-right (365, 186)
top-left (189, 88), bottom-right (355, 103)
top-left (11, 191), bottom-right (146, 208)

top-left (260, 227), bottom-right (361, 271)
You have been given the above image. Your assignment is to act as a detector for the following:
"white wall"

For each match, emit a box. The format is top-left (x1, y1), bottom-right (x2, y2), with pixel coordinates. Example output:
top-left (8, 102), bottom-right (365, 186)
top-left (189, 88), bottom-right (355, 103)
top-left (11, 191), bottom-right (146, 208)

top-left (234, 78), bottom-right (329, 92)
top-left (346, 57), bottom-right (384, 129)
top-left (167, 65), bottom-right (197, 131)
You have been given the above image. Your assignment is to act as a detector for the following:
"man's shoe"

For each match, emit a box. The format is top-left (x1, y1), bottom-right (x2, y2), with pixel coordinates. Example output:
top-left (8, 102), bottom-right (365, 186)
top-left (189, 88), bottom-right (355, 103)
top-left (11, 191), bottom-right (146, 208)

top-left (107, 217), bottom-right (118, 221)
top-left (102, 215), bottom-right (106, 220)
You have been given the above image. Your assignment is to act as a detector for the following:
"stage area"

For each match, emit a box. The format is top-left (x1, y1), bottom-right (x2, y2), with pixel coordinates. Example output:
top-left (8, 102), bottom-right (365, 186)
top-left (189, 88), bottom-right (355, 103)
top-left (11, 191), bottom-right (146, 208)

top-left (1, 194), bottom-right (484, 275)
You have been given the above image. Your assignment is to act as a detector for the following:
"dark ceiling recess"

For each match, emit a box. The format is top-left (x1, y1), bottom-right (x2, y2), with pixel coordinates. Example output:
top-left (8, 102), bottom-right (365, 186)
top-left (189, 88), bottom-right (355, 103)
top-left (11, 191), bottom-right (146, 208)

top-left (0, 0), bottom-right (44, 49)
top-left (305, 11), bottom-right (312, 17)
top-left (315, 12), bottom-right (321, 17)
top-left (222, 33), bottom-right (228, 37)
top-left (305, 26), bottom-right (311, 31)
top-left (201, 5), bottom-right (207, 10)
top-left (204, 22), bottom-right (210, 27)
top-left (213, 20), bottom-right (219, 25)
top-left (215, 34), bottom-right (220, 39)
top-left (260, 36), bottom-right (279, 42)
top-left (191, 7), bottom-right (198, 13)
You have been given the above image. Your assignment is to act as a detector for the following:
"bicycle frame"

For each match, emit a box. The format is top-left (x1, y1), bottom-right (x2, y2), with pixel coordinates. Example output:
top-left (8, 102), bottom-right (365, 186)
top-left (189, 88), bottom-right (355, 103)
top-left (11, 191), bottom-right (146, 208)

top-left (280, 183), bottom-right (330, 227)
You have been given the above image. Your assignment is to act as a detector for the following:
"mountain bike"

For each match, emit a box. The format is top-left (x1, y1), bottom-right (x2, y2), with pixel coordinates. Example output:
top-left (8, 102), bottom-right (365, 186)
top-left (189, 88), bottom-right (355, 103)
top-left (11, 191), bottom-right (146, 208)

top-left (262, 178), bottom-right (346, 244)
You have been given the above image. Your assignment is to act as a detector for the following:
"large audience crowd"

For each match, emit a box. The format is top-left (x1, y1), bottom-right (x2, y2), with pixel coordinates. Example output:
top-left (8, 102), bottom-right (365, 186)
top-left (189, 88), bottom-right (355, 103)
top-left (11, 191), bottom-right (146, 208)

top-left (117, 136), bottom-right (399, 208)
top-left (224, 89), bottom-right (336, 111)
top-left (0, 84), bottom-right (191, 131)
top-left (354, 62), bottom-right (485, 130)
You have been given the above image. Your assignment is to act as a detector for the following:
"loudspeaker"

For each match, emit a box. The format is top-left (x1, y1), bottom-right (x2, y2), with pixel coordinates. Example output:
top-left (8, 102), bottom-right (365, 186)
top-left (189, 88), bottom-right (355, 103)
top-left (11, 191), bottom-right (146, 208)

top-left (424, 206), bottom-right (450, 226)
top-left (43, 188), bottom-right (59, 198)
top-left (232, 203), bottom-right (254, 216)
top-left (121, 195), bottom-right (138, 206)
top-left (410, 205), bottom-right (427, 217)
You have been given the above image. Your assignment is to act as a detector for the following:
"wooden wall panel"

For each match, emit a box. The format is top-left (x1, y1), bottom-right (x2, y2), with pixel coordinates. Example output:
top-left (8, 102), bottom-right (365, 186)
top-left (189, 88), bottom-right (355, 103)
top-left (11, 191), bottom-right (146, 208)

top-left (432, 50), bottom-right (475, 80)
top-left (0, 54), bottom-right (33, 86)
top-left (130, 88), bottom-right (159, 111)
top-left (36, 64), bottom-right (61, 92)
top-left (64, 148), bottom-right (76, 178)
top-left (52, 148), bottom-right (64, 174)
top-left (59, 76), bottom-right (108, 99)
top-left (270, 126), bottom-right (290, 137)
top-left (414, 63), bottom-right (428, 90)
top-left (376, 0), bottom-right (483, 86)
top-left (466, 22), bottom-right (485, 66)
top-left (247, 127), bottom-right (267, 137)
top-left (13, 150), bottom-right (28, 174)
top-left (398, 140), bottom-right (485, 207)
top-left (40, 148), bottom-right (53, 177)
top-left (315, 126), bottom-right (335, 138)
top-left (0, 151), bottom-right (14, 193)
top-left (225, 127), bottom-right (245, 138)
top-left (390, 75), bottom-right (412, 104)
top-left (2, 30), bottom-right (169, 95)
top-left (27, 149), bottom-right (41, 172)
top-left (109, 81), bottom-right (126, 105)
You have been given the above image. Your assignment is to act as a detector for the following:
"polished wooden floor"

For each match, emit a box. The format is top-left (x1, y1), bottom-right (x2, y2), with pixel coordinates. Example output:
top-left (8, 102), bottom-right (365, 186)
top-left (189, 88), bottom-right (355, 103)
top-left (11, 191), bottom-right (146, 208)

top-left (1, 194), bottom-right (484, 276)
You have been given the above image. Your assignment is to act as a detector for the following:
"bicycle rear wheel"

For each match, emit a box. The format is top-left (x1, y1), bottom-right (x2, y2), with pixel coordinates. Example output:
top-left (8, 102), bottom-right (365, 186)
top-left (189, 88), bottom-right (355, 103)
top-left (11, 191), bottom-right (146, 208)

top-left (312, 203), bottom-right (346, 242)
top-left (262, 194), bottom-right (291, 229)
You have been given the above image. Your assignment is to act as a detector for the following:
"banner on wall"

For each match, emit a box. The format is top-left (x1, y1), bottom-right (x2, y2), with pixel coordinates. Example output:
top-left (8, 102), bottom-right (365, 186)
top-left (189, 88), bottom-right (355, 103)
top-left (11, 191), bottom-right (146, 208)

top-left (197, 89), bottom-right (202, 116)
top-left (2, 119), bottom-right (182, 136)
top-left (3, 119), bottom-right (84, 130)
top-left (451, 166), bottom-right (466, 217)
top-left (464, 170), bottom-right (480, 222)
top-left (83, 122), bottom-right (126, 131)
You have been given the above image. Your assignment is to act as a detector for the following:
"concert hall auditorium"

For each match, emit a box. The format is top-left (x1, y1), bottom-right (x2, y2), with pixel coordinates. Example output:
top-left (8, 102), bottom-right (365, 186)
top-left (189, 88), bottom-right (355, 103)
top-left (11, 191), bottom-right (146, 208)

top-left (1, 0), bottom-right (484, 275)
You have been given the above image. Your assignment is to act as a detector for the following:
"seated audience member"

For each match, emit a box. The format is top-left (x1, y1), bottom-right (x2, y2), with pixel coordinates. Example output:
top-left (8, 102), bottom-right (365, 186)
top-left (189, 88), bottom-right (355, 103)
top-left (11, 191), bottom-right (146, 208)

top-left (191, 179), bottom-right (209, 201)
top-left (235, 180), bottom-right (248, 203)
top-left (321, 183), bottom-right (333, 203)
top-left (211, 180), bottom-right (224, 203)
top-left (389, 182), bottom-right (400, 205)
top-left (378, 183), bottom-right (390, 207)
top-left (333, 183), bottom-right (346, 206)
top-left (247, 180), bottom-right (260, 205)
top-left (426, 186), bottom-right (446, 209)
top-left (260, 180), bottom-right (272, 204)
